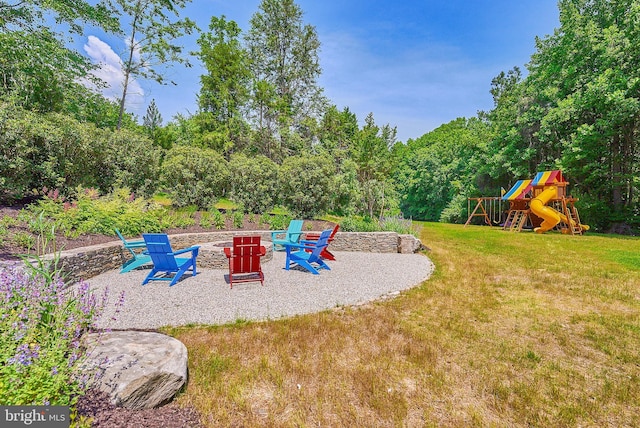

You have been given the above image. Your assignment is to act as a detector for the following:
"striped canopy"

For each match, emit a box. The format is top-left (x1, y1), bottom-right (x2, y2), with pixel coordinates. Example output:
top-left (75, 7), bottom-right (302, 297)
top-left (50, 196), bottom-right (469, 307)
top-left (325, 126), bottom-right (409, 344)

top-left (502, 179), bottom-right (532, 200)
top-left (501, 170), bottom-right (565, 201)
top-left (531, 170), bottom-right (565, 186)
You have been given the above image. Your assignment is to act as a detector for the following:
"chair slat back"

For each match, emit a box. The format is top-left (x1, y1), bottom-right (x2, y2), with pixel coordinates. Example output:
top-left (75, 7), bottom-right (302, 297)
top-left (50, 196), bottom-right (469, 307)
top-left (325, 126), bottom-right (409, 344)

top-left (231, 236), bottom-right (262, 274)
top-left (286, 220), bottom-right (304, 243)
top-left (143, 234), bottom-right (179, 270)
top-left (307, 229), bottom-right (332, 262)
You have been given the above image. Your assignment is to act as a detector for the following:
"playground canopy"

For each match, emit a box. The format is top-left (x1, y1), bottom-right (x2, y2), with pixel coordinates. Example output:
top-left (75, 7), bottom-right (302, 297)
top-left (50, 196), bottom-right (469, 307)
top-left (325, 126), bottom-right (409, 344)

top-left (501, 170), bottom-right (566, 201)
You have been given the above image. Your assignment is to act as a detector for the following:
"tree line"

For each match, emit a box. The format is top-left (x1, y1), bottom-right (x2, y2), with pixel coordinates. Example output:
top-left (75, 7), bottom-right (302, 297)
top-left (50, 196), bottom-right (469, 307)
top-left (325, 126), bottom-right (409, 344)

top-left (1, 0), bottom-right (638, 233)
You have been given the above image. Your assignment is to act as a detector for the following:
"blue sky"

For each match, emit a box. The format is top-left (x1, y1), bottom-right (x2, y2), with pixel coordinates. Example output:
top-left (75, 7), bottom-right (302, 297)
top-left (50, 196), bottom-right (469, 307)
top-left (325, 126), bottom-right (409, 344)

top-left (82, 0), bottom-right (560, 142)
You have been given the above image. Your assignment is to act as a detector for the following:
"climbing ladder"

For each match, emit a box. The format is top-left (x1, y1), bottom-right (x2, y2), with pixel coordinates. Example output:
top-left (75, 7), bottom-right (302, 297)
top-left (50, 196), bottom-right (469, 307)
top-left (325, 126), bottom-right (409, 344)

top-left (503, 210), bottom-right (529, 232)
top-left (562, 199), bottom-right (583, 235)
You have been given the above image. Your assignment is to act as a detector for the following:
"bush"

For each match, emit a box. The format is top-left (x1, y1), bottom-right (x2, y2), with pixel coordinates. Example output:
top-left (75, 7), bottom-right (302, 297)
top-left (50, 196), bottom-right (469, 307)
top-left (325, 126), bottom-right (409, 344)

top-left (104, 129), bottom-right (161, 197)
top-left (161, 146), bottom-right (229, 208)
top-left (0, 265), bottom-right (121, 405)
top-left (228, 154), bottom-right (279, 213)
top-left (277, 156), bottom-right (335, 218)
top-left (25, 187), bottom-right (164, 238)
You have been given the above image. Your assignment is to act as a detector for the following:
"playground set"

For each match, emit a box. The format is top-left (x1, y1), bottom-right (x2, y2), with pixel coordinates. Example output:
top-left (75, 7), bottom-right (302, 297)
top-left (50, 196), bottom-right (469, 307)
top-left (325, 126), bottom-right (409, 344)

top-left (465, 170), bottom-right (590, 235)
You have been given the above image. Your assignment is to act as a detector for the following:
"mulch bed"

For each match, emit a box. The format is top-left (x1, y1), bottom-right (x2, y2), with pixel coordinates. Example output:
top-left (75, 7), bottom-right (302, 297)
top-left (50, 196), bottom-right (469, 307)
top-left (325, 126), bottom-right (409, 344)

top-left (76, 389), bottom-right (203, 428)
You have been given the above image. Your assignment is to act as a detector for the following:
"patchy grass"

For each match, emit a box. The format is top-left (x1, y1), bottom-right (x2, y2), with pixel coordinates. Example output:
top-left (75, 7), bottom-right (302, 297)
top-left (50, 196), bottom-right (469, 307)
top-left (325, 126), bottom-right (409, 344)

top-left (164, 223), bottom-right (640, 427)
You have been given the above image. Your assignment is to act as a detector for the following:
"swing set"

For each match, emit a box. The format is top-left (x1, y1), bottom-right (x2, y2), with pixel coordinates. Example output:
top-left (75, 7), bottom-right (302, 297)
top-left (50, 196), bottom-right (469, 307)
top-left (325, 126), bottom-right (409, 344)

top-left (464, 170), bottom-right (589, 234)
top-left (464, 197), bottom-right (506, 226)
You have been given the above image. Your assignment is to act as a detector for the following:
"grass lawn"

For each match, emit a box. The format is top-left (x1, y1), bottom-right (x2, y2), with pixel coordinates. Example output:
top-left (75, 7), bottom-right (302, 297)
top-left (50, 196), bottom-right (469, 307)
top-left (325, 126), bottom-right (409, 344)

top-left (164, 223), bottom-right (640, 427)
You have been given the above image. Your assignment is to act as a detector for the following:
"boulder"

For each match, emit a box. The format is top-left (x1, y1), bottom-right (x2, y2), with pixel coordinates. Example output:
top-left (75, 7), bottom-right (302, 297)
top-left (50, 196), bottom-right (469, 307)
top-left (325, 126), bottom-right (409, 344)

top-left (398, 234), bottom-right (427, 253)
top-left (82, 331), bottom-right (188, 410)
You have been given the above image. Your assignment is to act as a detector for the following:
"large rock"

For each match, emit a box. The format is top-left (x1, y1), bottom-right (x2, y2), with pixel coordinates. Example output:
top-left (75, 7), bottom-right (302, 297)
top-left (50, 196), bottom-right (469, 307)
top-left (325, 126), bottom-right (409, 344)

top-left (82, 331), bottom-right (188, 410)
top-left (398, 234), bottom-right (427, 253)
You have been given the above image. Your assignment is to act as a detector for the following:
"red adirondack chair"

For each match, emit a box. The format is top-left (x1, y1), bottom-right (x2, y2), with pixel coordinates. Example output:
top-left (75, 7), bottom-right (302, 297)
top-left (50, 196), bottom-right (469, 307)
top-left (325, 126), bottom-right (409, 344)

top-left (223, 236), bottom-right (266, 288)
top-left (303, 224), bottom-right (339, 261)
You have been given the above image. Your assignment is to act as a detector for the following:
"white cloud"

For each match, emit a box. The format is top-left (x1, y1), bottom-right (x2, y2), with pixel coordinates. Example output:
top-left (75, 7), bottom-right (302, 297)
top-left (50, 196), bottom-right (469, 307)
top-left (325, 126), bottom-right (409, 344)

top-left (82, 35), bottom-right (145, 111)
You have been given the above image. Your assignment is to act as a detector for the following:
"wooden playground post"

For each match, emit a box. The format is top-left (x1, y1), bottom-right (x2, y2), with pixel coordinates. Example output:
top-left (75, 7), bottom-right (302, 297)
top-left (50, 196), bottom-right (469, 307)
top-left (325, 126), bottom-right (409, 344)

top-left (465, 197), bottom-right (501, 227)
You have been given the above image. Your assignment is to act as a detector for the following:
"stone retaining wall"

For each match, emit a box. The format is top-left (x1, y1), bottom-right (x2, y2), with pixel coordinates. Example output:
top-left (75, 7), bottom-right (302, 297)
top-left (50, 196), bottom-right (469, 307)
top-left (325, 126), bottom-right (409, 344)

top-left (44, 231), bottom-right (424, 283)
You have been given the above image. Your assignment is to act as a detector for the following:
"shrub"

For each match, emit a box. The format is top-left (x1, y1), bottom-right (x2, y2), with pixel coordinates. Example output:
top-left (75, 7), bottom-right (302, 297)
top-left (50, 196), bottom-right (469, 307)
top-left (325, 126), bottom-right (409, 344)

top-left (277, 156), bottom-right (335, 218)
top-left (24, 188), bottom-right (164, 238)
top-left (0, 265), bottom-right (121, 405)
top-left (161, 146), bottom-right (230, 208)
top-left (211, 210), bottom-right (226, 229)
top-left (103, 129), bottom-right (161, 197)
top-left (267, 214), bottom-right (292, 231)
top-left (339, 216), bottom-right (380, 232)
top-left (232, 211), bottom-right (244, 228)
top-left (379, 216), bottom-right (417, 236)
top-left (228, 154), bottom-right (279, 213)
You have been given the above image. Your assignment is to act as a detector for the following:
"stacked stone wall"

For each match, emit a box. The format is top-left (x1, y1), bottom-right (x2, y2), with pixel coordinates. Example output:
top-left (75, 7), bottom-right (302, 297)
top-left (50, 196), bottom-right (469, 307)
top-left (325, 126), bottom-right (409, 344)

top-left (43, 231), bottom-right (424, 283)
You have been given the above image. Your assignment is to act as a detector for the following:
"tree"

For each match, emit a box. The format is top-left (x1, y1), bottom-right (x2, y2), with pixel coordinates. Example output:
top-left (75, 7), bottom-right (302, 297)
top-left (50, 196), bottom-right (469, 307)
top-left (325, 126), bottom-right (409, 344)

top-left (0, 1), bottom-right (118, 114)
top-left (350, 113), bottom-right (397, 217)
top-left (489, 0), bottom-right (640, 230)
top-left (196, 17), bottom-right (250, 125)
top-left (0, 0), bottom-right (117, 33)
top-left (194, 16), bottom-right (252, 156)
top-left (142, 98), bottom-right (162, 144)
top-left (108, 0), bottom-right (196, 130)
top-left (245, 0), bottom-right (326, 160)
top-left (395, 117), bottom-right (491, 222)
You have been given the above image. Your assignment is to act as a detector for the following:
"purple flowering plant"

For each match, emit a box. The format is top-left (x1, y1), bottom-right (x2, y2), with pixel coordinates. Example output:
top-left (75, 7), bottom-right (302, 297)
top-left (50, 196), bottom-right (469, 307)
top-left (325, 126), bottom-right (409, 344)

top-left (0, 222), bottom-right (124, 406)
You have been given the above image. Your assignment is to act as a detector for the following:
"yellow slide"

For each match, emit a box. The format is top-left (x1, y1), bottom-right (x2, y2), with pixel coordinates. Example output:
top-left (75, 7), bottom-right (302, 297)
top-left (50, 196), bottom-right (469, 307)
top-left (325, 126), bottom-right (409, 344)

top-left (529, 186), bottom-right (589, 234)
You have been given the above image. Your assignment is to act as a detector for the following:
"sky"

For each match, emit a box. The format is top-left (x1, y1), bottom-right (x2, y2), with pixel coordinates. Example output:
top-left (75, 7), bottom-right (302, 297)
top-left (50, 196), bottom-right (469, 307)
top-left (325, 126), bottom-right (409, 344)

top-left (80, 0), bottom-right (561, 143)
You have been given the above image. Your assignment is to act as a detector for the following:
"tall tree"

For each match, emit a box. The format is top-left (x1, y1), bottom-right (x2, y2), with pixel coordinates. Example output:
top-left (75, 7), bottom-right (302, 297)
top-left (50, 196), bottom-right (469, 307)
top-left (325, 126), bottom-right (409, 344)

top-left (509, 0), bottom-right (640, 229)
top-left (0, 0), bottom-right (118, 113)
top-left (245, 0), bottom-right (326, 160)
top-left (0, 0), bottom-right (116, 33)
top-left (108, 0), bottom-right (196, 129)
top-left (195, 15), bottom-right (251, 155)
top-left (350, 113), bottom-right (397, 217)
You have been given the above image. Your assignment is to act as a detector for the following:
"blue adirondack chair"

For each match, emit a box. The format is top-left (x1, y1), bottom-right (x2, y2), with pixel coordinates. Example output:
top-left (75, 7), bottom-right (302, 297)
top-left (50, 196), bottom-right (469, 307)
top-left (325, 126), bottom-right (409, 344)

top-left (141, 234), bottom-right (200, 286)
top-left (271, 219), bottom-right (305, 251)
top-left (115, 229), bottom-right (152, 274)
top-left (283, 229), bottom-right (332, 275)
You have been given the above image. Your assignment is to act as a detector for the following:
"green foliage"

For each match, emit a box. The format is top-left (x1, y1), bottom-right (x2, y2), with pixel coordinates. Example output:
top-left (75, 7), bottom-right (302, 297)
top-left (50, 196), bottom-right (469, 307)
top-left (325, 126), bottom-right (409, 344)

top-left (329, 158), bottom-right (362, 216)
top-left (199, 211), bottom-right (213, 228)
top-left (103, 129), bottom-right (161, 197)
top-left (0, 260), bottom-right (118, 406)
top-left (161, 146), bottom-right (230, 208)
top-left (339, 215), bottom-right (416, 236)
top-left (277, 155), bottom-right (335, 218)
top-left (246, 0), bottom-right (326, 160)
top-left (213, 198), bottom-right (240, 211)
top-left (12, 232), bottom-right (36, 253)
top-left (258, 213), bottom-right (271, 227)
top-left (339, 216), bottom-right (380, 232)
top-left (211, 210), bottom-right (226, 229)
top-left (108, 0), bottom-right (196, 129)
top-left (228, 154), bottom-right (279, 213)
top-left (24, 188), bottom-right (164, 238)
top-left (266, 214), bottom-right (292, 231)
top-left (0, 101), bottom-right (159, 203)
top-left (439, 193), bottom-right (469, 224)
top-left (487, 1), bottom-right (640, 231)
top-left (396, 117), bottom-right (491, 222)
top-left (232, 211), bottom-right (244, 228)
top-left (195, 16), bottom-right (251, 153)
top-left (379, 216), bottom-right (416, 236)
